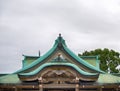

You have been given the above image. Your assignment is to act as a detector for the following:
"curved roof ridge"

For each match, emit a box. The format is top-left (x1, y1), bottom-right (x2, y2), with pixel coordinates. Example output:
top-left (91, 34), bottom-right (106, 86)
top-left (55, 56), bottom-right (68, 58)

top-left (62, 43), bottom-right (104, 73)
top-left (15, 43), bottom-right (58, 73)
top-left (15, 35), bottom-right (104, 74)
top-left (15, 35), bottom-right (66, 73)
top-left (18, 62), bottom-right (99, 76)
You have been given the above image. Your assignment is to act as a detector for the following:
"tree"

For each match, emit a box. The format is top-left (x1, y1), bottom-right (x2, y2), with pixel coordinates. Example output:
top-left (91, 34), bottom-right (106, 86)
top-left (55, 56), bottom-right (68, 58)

top-left (78, 48), bottom-right (120, 73)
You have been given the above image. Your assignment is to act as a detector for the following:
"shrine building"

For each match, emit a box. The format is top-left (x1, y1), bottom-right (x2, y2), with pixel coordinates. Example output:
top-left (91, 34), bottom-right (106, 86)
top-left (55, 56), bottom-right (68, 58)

top-left (0, 34), bottom-right (120, 91)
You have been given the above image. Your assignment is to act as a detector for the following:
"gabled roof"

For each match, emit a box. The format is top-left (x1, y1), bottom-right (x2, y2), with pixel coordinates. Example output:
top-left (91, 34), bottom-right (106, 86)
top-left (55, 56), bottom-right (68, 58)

top-left (15, 34), bottom-right (104, 74)
top-left (22, 55), bottom-right (40, 68)
top-left (18, 62), bottom-right (99, 81)
top-left (1, 34), bottom-right (120, 84)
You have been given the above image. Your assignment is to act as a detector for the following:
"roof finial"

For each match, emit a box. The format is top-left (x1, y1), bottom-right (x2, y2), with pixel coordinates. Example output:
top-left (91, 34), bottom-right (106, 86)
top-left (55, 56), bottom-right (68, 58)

top-left (59, 33), bottom-right (61, 37)
top-left (38, 50), bottom-right (40, 57)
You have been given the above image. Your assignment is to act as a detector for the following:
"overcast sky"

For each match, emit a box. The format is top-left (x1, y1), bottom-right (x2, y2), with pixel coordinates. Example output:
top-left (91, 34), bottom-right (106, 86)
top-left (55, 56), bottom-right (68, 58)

top-left (0, 0), bottom-right (120, 73)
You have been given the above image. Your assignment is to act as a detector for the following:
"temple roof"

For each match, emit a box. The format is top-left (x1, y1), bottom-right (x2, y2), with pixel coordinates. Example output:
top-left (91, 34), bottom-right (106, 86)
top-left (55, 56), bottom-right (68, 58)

top-left (18, 62), bottom-right (99, 78)
top-left (0, 34), bottom-right (120, 84)
top-left (0, 73), bottom-right (120, 84)
top-left (15, 34), bottom-right (104, 73)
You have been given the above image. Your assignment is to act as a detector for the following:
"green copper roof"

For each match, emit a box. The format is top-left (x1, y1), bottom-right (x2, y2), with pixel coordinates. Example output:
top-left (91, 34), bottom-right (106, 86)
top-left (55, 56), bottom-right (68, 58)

top-left (62, 44), bottom-right (104, 73)
top-left (18, 62), bottom-right (98, 77)
top-left (0, 74), bottom-right (21, 84)
top-left (22, 55), bottom-right (40, 68)
top-left (1, 73), bottom-right (120, 84)
top-left (15, 43), bottom-right (58, 73)
top-left (15, 35), bottom-right (104, 74)
top-left (0, 34), bottom-right (120, 84)
top-left (80, 56), bottom-right (100, 68)
top-left (97, 73), bottom-right (120, 83)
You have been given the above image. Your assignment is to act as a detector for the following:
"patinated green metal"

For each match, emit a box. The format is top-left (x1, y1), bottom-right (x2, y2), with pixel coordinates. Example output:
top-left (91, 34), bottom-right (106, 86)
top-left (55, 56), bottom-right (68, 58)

top-left (18, 62), bottom-right (99, 77)
top-left (16, 35), bottom-right (103, 73)
top-left (1, 34), bottom-right (120, 84)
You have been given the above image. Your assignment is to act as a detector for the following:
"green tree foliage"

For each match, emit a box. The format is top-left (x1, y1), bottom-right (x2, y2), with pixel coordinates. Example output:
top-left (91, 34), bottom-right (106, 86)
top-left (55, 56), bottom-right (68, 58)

top-left (78, 48), bottom-right (120, 73)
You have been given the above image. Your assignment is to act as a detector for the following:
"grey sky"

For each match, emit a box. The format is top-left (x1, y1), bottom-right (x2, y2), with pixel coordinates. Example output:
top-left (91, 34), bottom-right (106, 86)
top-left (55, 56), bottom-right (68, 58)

top-left (0, 0), bottom-right (120, 73)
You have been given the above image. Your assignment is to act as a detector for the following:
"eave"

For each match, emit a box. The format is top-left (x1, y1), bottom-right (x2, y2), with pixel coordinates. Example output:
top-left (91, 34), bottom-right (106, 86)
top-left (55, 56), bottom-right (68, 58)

top-left (15, 35), bottom-right (104, 74)
top-left (18, 62), bottom-right (99, 81)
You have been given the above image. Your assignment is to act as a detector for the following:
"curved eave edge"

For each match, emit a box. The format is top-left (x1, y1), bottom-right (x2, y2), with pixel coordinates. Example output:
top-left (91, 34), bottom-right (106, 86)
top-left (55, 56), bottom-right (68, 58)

top-left (18, 63), bottom-right (99, 77)
top-left (62, 44), bottom-right (105, 73)
top-left (14, 43), bottom-right (58, 73)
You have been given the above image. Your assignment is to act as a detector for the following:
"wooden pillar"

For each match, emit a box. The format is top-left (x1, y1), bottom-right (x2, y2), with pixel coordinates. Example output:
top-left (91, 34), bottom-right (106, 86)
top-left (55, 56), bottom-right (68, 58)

top-left (38, 77), bottom-right (43, 91)
top-left (75, 84), bottom-right (79, 91)
top-left (97, 87), bottom-right (102, 91)
top-left (18, 88), bottom-right (22, 91)
top-left (75, 77), bottom-right (79, 91)
top-left (14, 87), bottom-right (17, 91)
top-left (116, 88), bottom-right (118, 91)
top-left (39, 84), bottom-right (43, 91)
